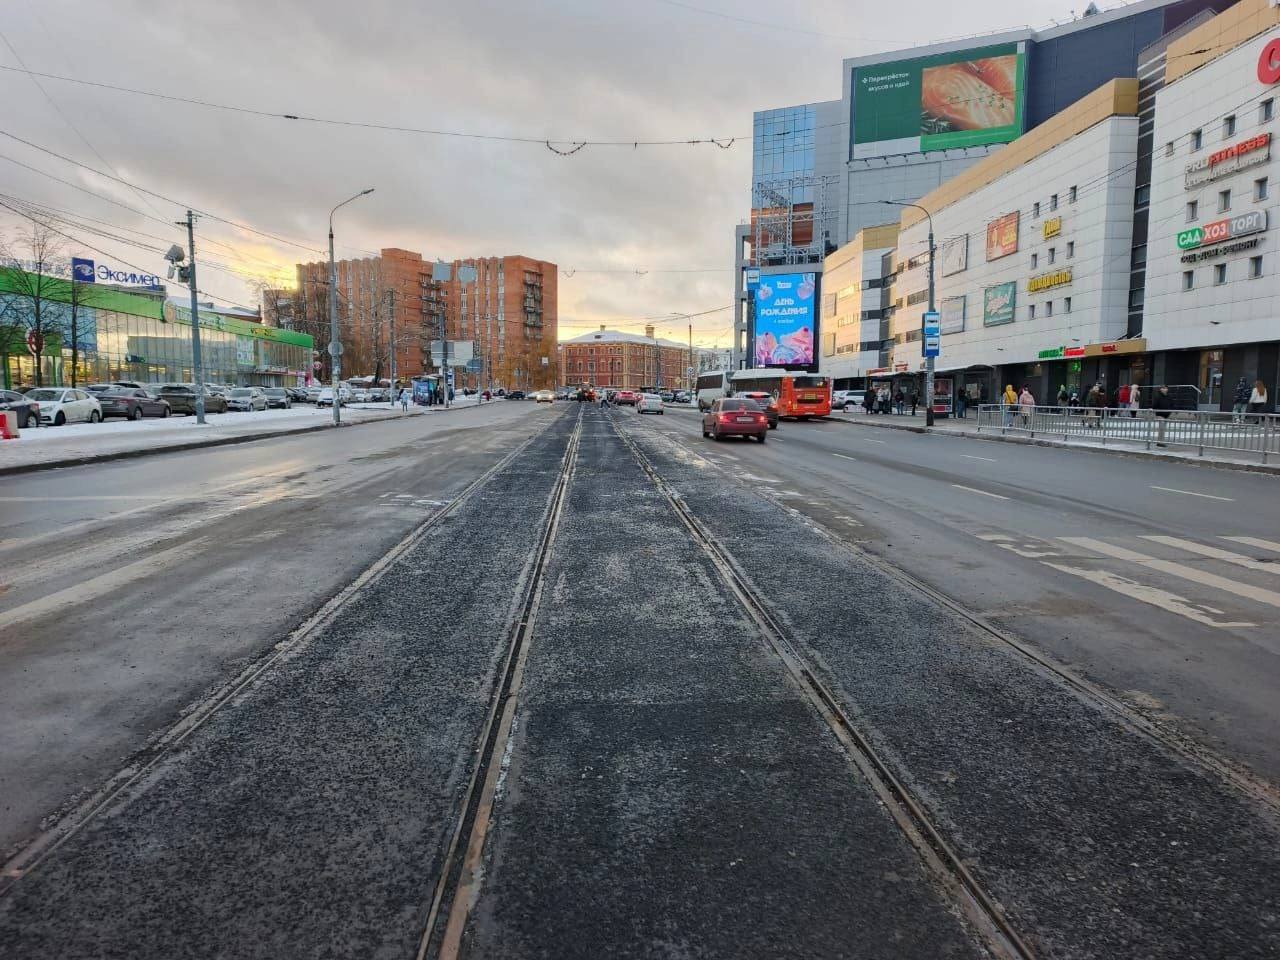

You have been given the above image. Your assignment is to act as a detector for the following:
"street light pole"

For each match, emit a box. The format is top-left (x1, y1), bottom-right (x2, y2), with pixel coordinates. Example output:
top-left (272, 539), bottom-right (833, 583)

top-left (328, 188), bottom-right (374, 426)
top-left (181, 210), bottom-right (206, 425)
top-left (882, 199), bottom-right (937, 427)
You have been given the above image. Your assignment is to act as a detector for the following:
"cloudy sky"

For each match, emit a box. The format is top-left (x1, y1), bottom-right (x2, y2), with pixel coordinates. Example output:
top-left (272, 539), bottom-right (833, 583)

top-left (0, 0), bottom-right (1063, 346)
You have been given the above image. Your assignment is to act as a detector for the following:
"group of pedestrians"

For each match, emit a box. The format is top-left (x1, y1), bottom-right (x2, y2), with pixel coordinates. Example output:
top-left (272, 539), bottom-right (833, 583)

top-left (861, 385), bottom-right (918, 416)
top-left (1232, 377), bottom-right (1270, 423)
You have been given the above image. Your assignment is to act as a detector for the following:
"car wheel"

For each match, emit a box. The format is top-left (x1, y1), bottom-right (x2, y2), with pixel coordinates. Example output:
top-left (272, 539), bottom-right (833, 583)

top-left (54, 411), bottom-right (65, 426)
top-left (162, 406), bottom-right (170, 418)
top-left (131, 407), bottom-right (143, 420)
top-left (89, 411), bottom-right (101, 423)
top-left (768, 422), bottom-right (776, 430)
top-left (24, 413), bottom-right (37, 429)
top-left (659, 410), bottom-right (664, 415)
top-left (758, 433), bottom-right (767, 443)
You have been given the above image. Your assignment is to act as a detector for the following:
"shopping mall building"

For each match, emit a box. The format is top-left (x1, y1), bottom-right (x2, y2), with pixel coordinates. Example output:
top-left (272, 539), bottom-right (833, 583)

top-left (0, 269), bottom-right (314, 389)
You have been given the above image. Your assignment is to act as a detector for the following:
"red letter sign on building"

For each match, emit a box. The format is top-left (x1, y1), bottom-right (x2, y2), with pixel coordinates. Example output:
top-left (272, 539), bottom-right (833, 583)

top-left (1260, 38), bottom-right (1280, 85)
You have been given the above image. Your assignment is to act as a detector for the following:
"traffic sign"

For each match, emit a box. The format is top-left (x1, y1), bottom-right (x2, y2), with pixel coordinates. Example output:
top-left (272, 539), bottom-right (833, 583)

top-left (327, 341), bottom-right (344, 357)
top-left (924, 334), bottom-right (941, 358)
top-left (26, 331), bottom-right (43, 356)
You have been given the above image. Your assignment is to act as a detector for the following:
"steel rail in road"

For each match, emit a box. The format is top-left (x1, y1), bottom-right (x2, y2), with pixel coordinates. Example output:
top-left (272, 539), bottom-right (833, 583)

top-left (0, 412), bottom-right (568, 897)
top-left (609, 416), bottom-right (1038, 960)
top-left (418, 407), bottom-right (583, 960)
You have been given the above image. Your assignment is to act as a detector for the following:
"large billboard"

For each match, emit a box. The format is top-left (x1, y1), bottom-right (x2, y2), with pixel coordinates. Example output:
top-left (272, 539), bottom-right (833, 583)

top-left (753, 272), bottom-right (817, 367)
top-left (852, 43), bottom-right (1026, 159)
top-left (985, 211), bottom-right (1020, 261)
top-left (983, 282), bottom-right (1017, 326)
top-left (941, 234), bottom-right (968, 276)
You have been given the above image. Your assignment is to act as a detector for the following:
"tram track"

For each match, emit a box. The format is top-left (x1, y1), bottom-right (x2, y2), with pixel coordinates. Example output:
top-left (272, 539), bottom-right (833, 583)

top-left (609, 415), bottom-right (1038, 960)
top-left (417, 407), bottom-right (582, 960)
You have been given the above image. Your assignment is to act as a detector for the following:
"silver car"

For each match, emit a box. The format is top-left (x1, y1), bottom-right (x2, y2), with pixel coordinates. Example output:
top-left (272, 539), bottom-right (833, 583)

top-left (226, 387), bottom-right (267, 411)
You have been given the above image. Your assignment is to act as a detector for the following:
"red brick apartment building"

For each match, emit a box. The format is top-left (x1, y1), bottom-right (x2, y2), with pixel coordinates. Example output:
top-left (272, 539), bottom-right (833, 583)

top-left (289, 249), bottom-right (556, 389)
top-left (559, 326), bottom-right (690, 391)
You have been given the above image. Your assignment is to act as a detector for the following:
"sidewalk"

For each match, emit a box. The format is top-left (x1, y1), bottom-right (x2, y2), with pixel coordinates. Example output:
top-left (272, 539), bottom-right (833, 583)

top-left (0, 395), bottom-right (494, 476)
top-left (825, 407), bottom-right (1280, 474)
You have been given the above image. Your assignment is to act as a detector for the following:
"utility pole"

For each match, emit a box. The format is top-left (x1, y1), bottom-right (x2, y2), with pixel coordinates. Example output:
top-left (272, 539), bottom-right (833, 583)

top-left (387, 289), bottom-right (397, 407)
top-left (182, 210), bottom-right (206, 425)
top-left (688, 323), bottom-right (693, 393)
top-left (328, 189), bottom-right (374, 426)
top-left (882, 199), bottom-right (937, 427)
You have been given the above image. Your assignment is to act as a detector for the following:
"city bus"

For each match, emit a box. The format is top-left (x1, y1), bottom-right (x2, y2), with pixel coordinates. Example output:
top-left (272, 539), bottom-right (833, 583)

top-left (729, 369), bottom-right (832, 419)
top-left (695, 370), bottom-right (732, 411)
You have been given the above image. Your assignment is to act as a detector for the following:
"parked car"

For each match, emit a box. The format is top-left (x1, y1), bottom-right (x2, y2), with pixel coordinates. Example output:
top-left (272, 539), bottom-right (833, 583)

top-left (659, 391), bottom-right (675, 403)
top-left (534, 390), bottom-right (554, 403)
top-left (614, 390), bottom-right (639, 406)
top-left (508, 390), bottom-right (527, 401)
top-left (26, 387), bottom-right (102, 425)
top-left (0, 389), bottom-right (41, 429)
top-left (304, 386), bottom-right (323, 403)
top-left (735, 390), bottom-right (779, 429)
top-left (156, 384), bottom-right (228, 415)
top-left (701, 397), bottom-right (767, 442)
top-left (352, 389), bottom-right (371, 402)
top-left (97, 387), bottom-right (171, 420)
top-left (672, 391), bottom-right (691, 404)
top-left (636, 393), bottom-right (665, 415)
top-left (261, 387), bottom-right (292, 409)
top-left (367, 387), bottom-right (388, 402)
top-left (316, 385), bottom-right (352, 407)
top-left (832, 389), bottom-right (866, 412)
top-left (227, 387), bottom-right (267, 411)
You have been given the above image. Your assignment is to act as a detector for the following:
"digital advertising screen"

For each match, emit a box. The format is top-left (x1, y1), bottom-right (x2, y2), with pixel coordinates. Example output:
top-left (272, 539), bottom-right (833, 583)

top-left (852, 43), bottom-right (1026, 159)
top-left (753, 272), bottom-right (817, 368)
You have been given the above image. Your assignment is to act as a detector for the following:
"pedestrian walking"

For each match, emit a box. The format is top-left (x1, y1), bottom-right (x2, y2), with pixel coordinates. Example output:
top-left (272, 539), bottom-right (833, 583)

top-left (863, 389), bottom-right (874, 415)
top-left (1153, 385), bottom-right (1173, 446)
top-left (878, 385), bottom-right (891, 415)
top-left (1018, 385), bottom-right (1035, 427)
top-left (1002, 383), bottom-right (1017, 426)
top-left (1249, 379), bottom-right (1268, 420)
top-left (399, 388), bottom-right (409, 414)
top-left (1085, 383), bottom-right (1104, 428)
top-left (1056, 384), bottom-right (1069, 407)
top-left (909, 390), bottom-right (918, 417)
top-left (893, 388), bottom-right (904, 415)
top-left (1232, 377), bottom-right (1250, 423)
top-left (1118, 383), bottom-right (1130, 410)
top-left (955, 388), bottom-right (967, 419)
top-left (1128, 385), bottom-right (1142, 417)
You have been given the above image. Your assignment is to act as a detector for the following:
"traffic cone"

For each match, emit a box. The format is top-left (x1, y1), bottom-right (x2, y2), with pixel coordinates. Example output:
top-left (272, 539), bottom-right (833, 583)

top-left (0, 411), bottom-right (18, 440)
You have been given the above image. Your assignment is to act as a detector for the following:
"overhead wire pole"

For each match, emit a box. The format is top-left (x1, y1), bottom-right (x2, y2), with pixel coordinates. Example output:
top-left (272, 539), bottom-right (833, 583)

top-left (181, 211), bottom-right (207, 425)
top-left (882, 199), bottom-right (937, 427)
top-left (328, 188), bottom-right (375, 426)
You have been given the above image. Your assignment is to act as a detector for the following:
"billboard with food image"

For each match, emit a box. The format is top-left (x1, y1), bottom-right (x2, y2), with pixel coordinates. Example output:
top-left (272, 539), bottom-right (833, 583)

top-left (852, 43), bottom-right (1026, 158)
top-left (753, 272), bottom-right (817, 368)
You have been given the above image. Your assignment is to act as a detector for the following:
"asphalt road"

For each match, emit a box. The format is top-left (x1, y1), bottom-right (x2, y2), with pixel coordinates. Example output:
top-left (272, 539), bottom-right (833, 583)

top-left (625, 404), bottom-right (1280, 785)
top-left (0, 399), bottom-right (550, 857)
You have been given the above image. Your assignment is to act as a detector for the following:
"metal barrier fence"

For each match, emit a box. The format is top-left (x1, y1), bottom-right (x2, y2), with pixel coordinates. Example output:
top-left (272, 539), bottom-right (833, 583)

top-left (976, 404), bottom-right (1280, 462)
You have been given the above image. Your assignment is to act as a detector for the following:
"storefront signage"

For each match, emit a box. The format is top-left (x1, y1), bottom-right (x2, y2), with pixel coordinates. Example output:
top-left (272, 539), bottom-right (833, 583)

top-left (1028, 268), bottom-right (1072, 293)
top-left (1038, 346), bottom-right (1063, 360)
top-left (986, 211), bottom-right (1019, 261)
top-left (1043, 216), bottom-right (1062, 239)
top-left (1084, 338), bottom-right (1146, 358)
top-left (941, 234), bottom-right (968, 276)
top-left (1259, 38), bottom-right (1280, 85)
top-left (1179, 235), bottom-right (1263, 263)
top-left (1184, 133), bottom-right (1270, 188)
top-left (1177, 209), bottom-right (1267, 250)
top-left (1064, 346), bottom-right (1086, 358)
top-left (982, 281), bottom-right (1016, 326)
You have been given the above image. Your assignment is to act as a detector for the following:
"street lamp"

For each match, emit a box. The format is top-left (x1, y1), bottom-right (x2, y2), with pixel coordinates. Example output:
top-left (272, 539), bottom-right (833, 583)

top-left (328, 188), bottom-right (374, 425)
top-left (882, 199), bottom-right (937, 427)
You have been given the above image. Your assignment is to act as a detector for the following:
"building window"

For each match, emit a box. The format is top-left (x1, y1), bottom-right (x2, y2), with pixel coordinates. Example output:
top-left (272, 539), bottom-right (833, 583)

top-left (1223, 114), bottom-right (1236, 138)
top-left (1029, 304), bottom-right (1036, 320)
top-left (1135, 184), bottom-right (1150, 207)
top-left (1186, 200), bottom-right (1198, 222)
top-left (1262, 99), bottom-right (1275, 123)
top-left (1256, 177), bottom-right (1269, 202)
top-left (1045, 300), bottom-right (1054, 317)
top-left (1183, 270), bottom-right (1195, 291)
top-left (1250, 255), bottom-right (1263, 279)
top-left (1030, 252), bottom-right (1038, 269)
top-left (1214, 263), bottom-right (1227, 285)
top-left (1219, 188), bottom-right (1231, 212)
top-left (1033, 201), bottom-right (1041, 218)
top-left (1069, 185), bottom-right (1078, 203)
top-left (1050, 193), bottom-right (1059, 211)
top-left (1165, 141), bottom-right (1175, 157)
top-left (1129, 287), bottom-right (1145, 308)
top-left (1131, 243), bottom-right (1146, 268)
top-left (1064, 297), bottom-right (1072, 313)
top-left (1067, 241), bottom-right (1076, 259)
top-left (1191, 128), bottom-right (1202, 151)
top-left (1048, 247), bottom-right (1056, 265)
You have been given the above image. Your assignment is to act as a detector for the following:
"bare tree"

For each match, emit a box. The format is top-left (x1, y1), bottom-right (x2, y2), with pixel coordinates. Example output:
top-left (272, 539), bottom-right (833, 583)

top-left (0, 224), bottom-right (67, 387)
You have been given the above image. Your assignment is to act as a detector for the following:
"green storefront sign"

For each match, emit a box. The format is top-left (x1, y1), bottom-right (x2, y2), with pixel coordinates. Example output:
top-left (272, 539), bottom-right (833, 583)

top-left (982, 281), bottom-right (1017, 326)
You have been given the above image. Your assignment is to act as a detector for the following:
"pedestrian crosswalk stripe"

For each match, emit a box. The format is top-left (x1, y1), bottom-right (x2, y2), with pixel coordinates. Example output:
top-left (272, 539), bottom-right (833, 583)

top-left (1060, 537), bottom-right (1280, 610)
top-left (1223, 536), bottom-right (1280, 554)
top-left (1041, 561), bottom-right (1255, 629)
top-left (1140, 536), bottom-right (1280, 577)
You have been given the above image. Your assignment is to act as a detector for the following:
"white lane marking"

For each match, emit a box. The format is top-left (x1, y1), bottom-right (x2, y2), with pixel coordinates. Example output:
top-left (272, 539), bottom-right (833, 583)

top-left (1061, 537), bottom-right (1280, 610)
top-left (1141, 536), bottom-right (1280, 577)
top-left (1042, 561), bottom-right (1254, 629)
top-left (738, 473), bottom-right (780, 483)
top-left (0, 538), bottom-right (208, 631)
top-left (951, 484), bottom-right (1009, 500)
top-left (0, 495), bottom-right (190, 502)
top-left (770, 436), bottom-right (785, 442)
top-left (832, 453), bottom-right (857, 461)
top-left (834, 515), bottom-right (863, 526)
top-left (717, 454), bottom-right (740, 462)
top-left (1224, 536), bottom-right (1280, 554)
top-left (863, 438), bottom-right (887, 444)
top-left (961, 454), bottom-right (997, 462)
top-left (1150, 486), bottom-right (1234, 502)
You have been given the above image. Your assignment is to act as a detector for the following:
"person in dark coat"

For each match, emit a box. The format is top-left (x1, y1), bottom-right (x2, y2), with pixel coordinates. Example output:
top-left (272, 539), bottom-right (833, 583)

top-left (1153, 385), bottom-right (1174, 446)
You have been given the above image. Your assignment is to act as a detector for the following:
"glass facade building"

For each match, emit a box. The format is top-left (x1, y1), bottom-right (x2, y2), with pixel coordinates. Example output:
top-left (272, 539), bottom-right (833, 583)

top-left (0, 270), bottom-right (314, 389)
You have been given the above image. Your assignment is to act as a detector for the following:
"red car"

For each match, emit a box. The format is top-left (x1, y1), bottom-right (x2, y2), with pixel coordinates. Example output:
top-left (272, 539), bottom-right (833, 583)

top-left (702, 398), bottom-right (768, 443)
top-left (615, 390), bottom-right (639, 406)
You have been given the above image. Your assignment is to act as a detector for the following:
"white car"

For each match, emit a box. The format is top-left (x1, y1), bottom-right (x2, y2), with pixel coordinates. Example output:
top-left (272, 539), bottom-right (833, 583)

top-left (636, 393), bottom-right (664, 415)
top-left (832, 389), bottom-right (866, 411)
top-left (26, 387), bottom-right (102, 425)
top-left (534, 390), bottom-right (554, 403)
top-left (316, 386), bottom-right (353, 407)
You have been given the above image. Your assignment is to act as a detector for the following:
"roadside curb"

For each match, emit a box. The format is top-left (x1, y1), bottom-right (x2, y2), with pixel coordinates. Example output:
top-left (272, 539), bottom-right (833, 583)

top-left (821, 414), bottom-right (1280, 476)
top-left (0, 404), bottom-right (486, 478)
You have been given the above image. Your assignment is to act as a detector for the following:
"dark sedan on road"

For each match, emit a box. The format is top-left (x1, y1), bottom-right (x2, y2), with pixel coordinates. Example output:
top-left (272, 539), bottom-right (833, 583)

top-left (735, 391), bottom-right (779, 430)
top-left (702, 398), bottom-right (768, 443)
top-left (0, 389), bottom-right (40, 429)
top-left (156, 384), bottom-right (228, 415)
top-left (97, 387), bottom-right (171, 420)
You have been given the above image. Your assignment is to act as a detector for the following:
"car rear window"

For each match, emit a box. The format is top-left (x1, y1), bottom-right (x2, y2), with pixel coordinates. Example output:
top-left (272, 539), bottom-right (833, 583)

top-left (720, 399), bottom-right (746, 411)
